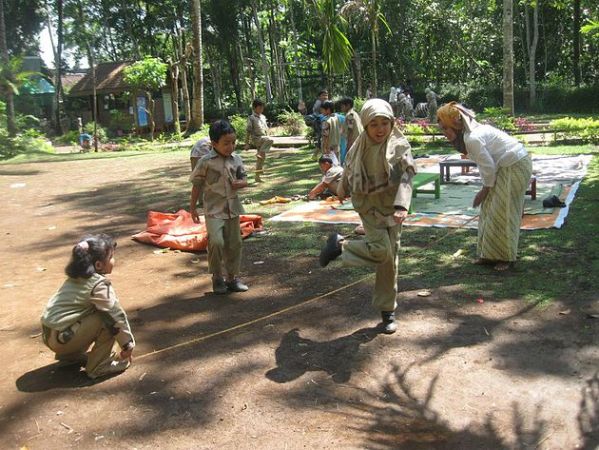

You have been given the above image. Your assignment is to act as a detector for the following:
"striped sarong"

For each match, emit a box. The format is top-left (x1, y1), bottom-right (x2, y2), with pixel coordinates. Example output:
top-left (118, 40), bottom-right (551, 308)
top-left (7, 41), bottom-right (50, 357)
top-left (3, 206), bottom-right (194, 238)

top-left (477, 155), bottom-right (533, 262)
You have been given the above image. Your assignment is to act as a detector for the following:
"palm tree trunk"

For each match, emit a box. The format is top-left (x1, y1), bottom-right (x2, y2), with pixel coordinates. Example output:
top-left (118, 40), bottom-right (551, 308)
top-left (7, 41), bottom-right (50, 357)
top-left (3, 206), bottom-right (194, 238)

top-left (0, 0), bottom-right (16, 136)
top-left (502, 0), bottom-right (515, 115)
top-left (190, 0), bottom-right (204, 129)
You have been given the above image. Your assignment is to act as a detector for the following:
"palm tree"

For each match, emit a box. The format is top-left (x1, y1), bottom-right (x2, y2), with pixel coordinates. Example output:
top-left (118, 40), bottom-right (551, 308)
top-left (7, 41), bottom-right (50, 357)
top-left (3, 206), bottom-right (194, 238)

top-left (311, 0), bottom-right (353, 90)
top-left (340, 0), bottom-right (390, 96)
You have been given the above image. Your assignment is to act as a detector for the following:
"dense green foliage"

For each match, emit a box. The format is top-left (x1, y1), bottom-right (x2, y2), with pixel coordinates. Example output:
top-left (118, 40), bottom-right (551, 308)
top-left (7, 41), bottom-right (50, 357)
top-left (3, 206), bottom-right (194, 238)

top-left (4, 1), bottom-right (596, 111)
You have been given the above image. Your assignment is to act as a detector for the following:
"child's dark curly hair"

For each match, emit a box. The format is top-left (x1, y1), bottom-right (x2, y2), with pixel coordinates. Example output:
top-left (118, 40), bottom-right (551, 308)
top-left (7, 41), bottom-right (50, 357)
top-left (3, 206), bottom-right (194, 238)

top-left (65, 234), bottom-right (116, 278)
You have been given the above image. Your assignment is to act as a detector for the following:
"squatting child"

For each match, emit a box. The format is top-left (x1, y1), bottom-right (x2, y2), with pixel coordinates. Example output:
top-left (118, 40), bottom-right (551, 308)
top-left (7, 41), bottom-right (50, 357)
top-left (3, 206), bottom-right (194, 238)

top-left (244, 99), bottom-right (273, 182)
top-left (319, 99), bottom-right (416, 334)
top-left (308, 155), bottom-right (344, 200)
top-left (190, 120), bottom-right (249, 294)
top-left (40, 234), bottom-right (135, 379)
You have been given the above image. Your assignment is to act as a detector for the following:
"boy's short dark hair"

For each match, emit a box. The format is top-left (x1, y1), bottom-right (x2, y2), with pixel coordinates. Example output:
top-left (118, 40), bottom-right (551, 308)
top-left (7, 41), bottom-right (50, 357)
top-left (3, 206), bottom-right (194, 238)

top-left (318, 156), bottom-right (333, 165)
top-left (209, 119), bottom-right (236, 142)
top-left (321, 100), bottom-right (334, 113)
top-left (318, 90), bottom-right (328, 96)
top-left (252, 98), bottom-right (265, 109)
top-left (339, 97), bottom-right (354, 108)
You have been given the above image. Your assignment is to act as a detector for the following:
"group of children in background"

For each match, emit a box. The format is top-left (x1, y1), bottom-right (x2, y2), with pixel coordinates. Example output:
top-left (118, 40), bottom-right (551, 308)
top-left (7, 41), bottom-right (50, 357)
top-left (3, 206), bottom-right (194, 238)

top-left (40, 93), bottom-right (405, 380)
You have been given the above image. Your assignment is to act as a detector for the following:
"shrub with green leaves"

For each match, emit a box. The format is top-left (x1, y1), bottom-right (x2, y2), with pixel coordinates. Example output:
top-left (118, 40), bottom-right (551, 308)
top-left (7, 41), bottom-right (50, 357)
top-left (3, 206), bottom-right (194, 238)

top-left (353, 97), bottom-right (366, 113)
top-left (83, 121), bottom-right (108, 143)
top-left (550, 117), bottom-right (599, 144)
top-left (480, 107), bottom-right (516, 131)
top-left (277, 110), bottom-right (306, 136)
top-left (229, 114), bottom-right (248, 143)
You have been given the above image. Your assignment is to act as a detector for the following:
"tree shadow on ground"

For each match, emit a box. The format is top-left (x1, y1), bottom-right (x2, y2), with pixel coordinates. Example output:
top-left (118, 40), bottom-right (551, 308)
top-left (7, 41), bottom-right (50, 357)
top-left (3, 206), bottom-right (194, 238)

top-left (266, 327), bottom-right (380, 383)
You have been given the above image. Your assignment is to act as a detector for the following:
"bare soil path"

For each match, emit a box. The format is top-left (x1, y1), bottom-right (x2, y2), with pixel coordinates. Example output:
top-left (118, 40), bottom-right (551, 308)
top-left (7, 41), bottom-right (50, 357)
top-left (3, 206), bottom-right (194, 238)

top-left (0, 151), bottom-right (597, 449)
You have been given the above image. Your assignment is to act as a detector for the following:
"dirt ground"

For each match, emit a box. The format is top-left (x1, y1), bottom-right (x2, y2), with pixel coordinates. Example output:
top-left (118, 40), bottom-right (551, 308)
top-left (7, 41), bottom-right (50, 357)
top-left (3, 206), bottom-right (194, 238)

top-left (0, 151), bottom-right (597, 449)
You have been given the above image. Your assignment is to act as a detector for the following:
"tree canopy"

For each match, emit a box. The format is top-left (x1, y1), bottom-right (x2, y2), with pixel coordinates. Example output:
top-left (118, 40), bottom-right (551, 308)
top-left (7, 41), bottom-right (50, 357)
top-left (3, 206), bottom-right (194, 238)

top-left (4, 0), bottom-right (599, 116)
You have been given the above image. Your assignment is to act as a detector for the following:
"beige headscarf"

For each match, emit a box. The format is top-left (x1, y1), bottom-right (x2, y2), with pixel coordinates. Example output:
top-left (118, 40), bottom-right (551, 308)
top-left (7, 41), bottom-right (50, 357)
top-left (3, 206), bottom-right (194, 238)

top-left (341, 99), bottom-right (415, 196)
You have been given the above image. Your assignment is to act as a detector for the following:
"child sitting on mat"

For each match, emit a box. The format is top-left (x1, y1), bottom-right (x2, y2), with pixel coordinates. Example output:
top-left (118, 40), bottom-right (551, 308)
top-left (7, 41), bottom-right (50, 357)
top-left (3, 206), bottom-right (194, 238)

top-left (40, 234), bottom-right (135, 379)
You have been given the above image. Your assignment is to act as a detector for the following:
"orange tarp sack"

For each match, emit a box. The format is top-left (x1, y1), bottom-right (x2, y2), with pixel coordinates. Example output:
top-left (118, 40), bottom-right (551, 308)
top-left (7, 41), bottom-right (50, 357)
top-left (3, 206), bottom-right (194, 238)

top-left (132, 209), bottom-right (263, 252)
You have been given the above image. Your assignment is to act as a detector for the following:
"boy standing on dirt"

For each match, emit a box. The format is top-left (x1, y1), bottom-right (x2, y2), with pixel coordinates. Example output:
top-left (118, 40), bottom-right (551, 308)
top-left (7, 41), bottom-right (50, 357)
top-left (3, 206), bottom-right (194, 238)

top-left (244, 99), bottom-right (273, 183)
top-left (190, 120), bottom-right (249, 295)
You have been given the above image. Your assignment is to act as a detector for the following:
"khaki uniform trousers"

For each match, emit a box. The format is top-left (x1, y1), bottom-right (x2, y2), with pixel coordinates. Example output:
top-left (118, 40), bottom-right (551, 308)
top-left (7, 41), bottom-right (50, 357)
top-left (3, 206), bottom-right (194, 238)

top-left (206, 216), bottom-right (242, 277)
top-left (43, 312), bottom-right (117, 378)
top-left (341, 210), bottom-right (401, 312)
top-left (252, 136), bottom-right (273, 179)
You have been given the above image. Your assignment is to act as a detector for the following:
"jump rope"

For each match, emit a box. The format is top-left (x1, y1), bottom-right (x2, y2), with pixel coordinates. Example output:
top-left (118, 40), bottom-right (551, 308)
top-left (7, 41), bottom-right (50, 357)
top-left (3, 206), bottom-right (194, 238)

top-left (136, 214), bottom-right (480, 361)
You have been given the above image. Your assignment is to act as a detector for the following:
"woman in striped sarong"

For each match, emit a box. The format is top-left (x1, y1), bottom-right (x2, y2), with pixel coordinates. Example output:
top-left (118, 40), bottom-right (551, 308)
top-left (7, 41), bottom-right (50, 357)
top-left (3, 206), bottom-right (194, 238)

top-left (437, 102), bottom-right (533, 271)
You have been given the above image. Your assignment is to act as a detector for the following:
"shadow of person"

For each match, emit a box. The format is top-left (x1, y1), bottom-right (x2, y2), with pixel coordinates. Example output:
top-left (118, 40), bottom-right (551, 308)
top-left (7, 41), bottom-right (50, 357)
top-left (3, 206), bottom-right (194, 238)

top-left (16, 363), bottom-right (119, 392)
top-left (266, 327), bottom-right (379, 384)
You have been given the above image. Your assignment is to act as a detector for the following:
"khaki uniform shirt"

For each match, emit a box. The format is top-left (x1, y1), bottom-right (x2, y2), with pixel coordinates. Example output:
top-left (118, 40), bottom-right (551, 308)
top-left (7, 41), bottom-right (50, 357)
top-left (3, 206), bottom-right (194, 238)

top-left (322, 166), bottom-right (344, 193)
top-left (41, 273), bottom-right (135, 348)
top-left (350, 143), bottom-right (413, 216)
top-left (246, 113), bottom-right (268, 141)
top-left (190, 149), bottom-right (246, 219)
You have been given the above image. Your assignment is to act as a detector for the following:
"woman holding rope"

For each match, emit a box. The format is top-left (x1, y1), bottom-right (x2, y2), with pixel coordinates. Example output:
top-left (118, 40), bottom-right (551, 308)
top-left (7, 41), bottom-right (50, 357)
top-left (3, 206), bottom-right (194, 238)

top-left (436, 102), bottom-right (533, 271)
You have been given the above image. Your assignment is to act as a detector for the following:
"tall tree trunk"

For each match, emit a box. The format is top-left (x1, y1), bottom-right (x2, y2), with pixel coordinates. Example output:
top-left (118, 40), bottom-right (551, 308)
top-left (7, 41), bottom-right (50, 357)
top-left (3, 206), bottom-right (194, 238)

top-left (251, 0), bottom-right (272, 102)
top-left (351, 52), bottom-right (362, 98)
top-left (227, 44), bottom-right (242, 108)
top-left (170, 63), bottom-right (181, 135)
top-left (54, 0), bottom-right (64, 135)
top-left (573, 0), bottom-right (581, 86)
top-left (525, 2), bottom-right (539, 108)
top-left (0, 0), bottom-right (16, 136)
top-left (502, 0), bottom-right (515, 115)
top-left (181, 57), bottom-right (191, 131)
top-left (243, 16), bottom-right (256, 100)
top-left (75, 0), bottom-right (98, 150)
top-left (288, 5), bottom-right (303, 101)
top-left (147, 91), bottom-right (155, 140)
top-left (208, 50), bottom-right (223, 110)
top-left (190, 0), bottom-right (204, 129)
top-left (90, 49), bottom-right (98, 151)
top-left (371, 29), bottom-right (378, 96)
